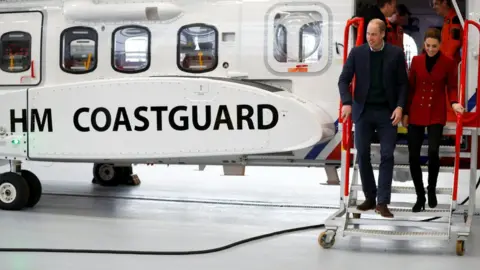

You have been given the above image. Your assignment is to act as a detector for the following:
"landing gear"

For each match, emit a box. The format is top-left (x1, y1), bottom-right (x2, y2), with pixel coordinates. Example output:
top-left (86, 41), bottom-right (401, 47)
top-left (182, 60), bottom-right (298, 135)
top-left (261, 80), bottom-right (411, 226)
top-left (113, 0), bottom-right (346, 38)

top-left (0, 172), bottom-right (29, 210)
top-left (21, 169), bottom-right (42, 207)
top-left (0, 161), bottom-right (43, 211)
top-left (92, 163), bottom-right (140, 186)
top-left (318, 230), bottom-right (336, 249)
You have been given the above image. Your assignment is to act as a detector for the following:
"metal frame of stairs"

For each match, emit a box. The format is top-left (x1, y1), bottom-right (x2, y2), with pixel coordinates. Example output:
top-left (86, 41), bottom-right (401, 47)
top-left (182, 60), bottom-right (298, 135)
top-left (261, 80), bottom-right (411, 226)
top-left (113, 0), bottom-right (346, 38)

top-left (318, 18), bottom-right (480, 256)
top-left (321, 125), bottom-right (477, 256)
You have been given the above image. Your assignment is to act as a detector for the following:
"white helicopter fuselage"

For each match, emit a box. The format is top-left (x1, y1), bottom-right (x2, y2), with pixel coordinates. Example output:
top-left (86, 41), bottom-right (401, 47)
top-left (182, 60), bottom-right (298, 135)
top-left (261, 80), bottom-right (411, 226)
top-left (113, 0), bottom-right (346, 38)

top-left (0, 0), bottom-right (477, 169)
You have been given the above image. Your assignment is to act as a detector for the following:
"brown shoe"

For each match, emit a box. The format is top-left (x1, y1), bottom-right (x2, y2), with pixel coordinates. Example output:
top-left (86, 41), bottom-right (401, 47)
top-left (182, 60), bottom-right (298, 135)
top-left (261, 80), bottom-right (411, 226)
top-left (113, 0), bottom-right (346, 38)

top-left (375, 204), bottom-right (394, 218)
top-left (356, 199), bottom-right (376, 211)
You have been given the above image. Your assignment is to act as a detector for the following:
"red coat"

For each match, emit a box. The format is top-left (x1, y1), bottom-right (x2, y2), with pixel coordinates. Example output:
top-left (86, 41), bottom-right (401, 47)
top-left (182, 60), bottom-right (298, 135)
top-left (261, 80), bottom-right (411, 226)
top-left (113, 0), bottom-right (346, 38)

top-left (406, 52), bottom-right (458, 126)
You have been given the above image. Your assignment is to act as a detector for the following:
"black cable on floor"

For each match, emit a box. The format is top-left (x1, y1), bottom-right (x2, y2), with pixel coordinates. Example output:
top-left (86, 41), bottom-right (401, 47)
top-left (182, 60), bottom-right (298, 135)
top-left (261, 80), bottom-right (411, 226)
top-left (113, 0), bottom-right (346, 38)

top-left (0, 178), bottom-right (477, 255)
top-left (0, 224), bottom-right (326, 255)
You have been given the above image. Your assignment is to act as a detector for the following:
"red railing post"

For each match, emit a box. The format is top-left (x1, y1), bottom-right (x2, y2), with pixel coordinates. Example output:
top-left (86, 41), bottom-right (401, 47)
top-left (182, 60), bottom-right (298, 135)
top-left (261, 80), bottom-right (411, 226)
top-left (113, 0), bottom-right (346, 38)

top-left (454, 19), bottom-right (480, 202)
top-left (341, 17), bottom-right (364, 197)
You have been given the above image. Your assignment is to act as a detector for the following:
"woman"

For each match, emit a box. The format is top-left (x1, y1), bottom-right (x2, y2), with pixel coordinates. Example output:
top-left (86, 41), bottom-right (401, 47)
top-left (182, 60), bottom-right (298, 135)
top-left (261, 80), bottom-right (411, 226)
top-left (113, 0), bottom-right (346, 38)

top-left (402, 28), bottom-right (464, 212)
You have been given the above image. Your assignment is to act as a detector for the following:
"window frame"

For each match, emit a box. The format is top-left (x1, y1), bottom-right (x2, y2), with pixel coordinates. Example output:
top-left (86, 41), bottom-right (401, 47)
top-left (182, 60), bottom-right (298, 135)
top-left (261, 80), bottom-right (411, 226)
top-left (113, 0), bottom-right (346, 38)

top-left (111, 25), bottom-right (151, 74)
top-left (176, 23), bottom-right (219, 74)
top-left (0, 31), bottom-right (32, 73)
top-left (59, 26), bottom-right (98, 75)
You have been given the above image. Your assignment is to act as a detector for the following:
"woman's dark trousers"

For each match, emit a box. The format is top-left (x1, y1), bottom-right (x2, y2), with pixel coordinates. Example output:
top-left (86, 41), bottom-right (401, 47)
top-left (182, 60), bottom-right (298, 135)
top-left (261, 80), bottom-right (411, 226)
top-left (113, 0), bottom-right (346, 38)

top-left (407, 124), bottom-right (443, 211)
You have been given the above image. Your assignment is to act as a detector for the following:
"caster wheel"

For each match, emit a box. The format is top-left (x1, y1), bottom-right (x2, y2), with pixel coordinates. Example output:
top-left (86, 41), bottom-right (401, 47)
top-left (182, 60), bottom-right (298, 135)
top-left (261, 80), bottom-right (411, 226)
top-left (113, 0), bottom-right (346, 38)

top-left (0, 172), bottom-right (30, 210)
top-left (20, 170), bottom-right (42, 208)
top-left (126, 174), bottom-right (141, 186)
top-left (93, 163), bottom-right (122, 186)
top-left (353, 213), bottom-right (361, 219)
top-left (456, 240), bottom-right (465, 256)
top-left (119, 166), bottom-right (139, 185)
top-left (318, 231), bottom-right (336, 249)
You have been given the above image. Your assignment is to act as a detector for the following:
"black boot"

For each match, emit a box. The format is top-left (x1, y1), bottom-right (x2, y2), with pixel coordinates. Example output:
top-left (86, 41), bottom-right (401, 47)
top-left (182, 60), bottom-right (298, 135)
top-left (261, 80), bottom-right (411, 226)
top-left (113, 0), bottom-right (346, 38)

top-left (412, 196), bottom-right (426, 212)
top-left (428, 188), bottom-right (437, 208)
top-left (410, 166), bottom-right (426, 212)
top-left (426, 135), bottom-right (440, 209)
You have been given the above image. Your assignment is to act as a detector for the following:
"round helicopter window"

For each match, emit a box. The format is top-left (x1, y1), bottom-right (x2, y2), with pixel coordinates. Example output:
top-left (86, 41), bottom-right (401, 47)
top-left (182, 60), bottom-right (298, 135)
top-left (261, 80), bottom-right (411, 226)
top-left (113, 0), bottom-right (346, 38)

top-left (273, 11), bottom-right (322, 63)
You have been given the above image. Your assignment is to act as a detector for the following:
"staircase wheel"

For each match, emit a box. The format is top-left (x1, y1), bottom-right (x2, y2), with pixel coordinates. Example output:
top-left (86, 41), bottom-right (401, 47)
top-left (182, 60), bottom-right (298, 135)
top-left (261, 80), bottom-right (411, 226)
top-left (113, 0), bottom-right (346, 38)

top-left (456, 240), bottom-right (465, 256)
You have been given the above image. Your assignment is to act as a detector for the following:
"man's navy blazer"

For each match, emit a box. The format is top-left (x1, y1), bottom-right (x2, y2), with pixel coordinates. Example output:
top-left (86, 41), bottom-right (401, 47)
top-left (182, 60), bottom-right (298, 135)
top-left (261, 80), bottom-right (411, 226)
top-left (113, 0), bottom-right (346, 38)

top-left (338, 43), bottom-right (409, 123)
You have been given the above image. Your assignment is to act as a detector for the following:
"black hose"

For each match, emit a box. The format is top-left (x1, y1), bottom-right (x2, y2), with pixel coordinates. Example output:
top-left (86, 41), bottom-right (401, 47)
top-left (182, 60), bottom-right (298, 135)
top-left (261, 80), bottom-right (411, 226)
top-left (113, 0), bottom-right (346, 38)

top-left (0, 177), bottom-right (477, 255)
top-left (0, 223), bottom-right (325, 255)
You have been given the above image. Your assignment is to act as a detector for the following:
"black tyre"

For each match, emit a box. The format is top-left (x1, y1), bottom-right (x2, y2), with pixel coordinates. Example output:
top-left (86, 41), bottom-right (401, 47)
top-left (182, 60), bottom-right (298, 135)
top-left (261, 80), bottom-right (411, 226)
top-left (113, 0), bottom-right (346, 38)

top-left (93, 163), bottom-right (121, 186)
top-left (21, 170), bottom-right (42, 208)
top-left (0, 172), bottom-right (30, 210)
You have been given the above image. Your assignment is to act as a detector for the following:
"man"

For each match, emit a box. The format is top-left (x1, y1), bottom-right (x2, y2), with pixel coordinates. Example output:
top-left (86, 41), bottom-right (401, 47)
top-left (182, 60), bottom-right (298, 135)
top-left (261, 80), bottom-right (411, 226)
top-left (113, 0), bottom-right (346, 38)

top-left (386, 4), bottom-right (411, 51)
top-left (338, 19), bottom-right (409, 218)
top-left (357, 0), bottom-right (397, 44)
top-left (433, 0), bottom-right (463, 64)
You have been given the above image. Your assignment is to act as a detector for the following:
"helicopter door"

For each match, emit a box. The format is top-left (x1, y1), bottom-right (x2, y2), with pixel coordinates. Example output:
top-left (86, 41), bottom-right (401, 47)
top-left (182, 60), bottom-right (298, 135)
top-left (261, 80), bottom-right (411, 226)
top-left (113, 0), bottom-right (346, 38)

top-left (0, 11), bottom-right (43, 86)
top-left (465, 0), bottom-right (480, 113)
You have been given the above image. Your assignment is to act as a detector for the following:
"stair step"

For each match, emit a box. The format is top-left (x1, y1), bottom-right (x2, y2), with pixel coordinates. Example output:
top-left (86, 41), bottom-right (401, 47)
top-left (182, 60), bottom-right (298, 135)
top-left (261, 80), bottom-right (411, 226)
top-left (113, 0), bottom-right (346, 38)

top-left (347, 205), bottom-right (451, 217)
top-left (343, 228), bottom-right (449, 240)
top-left (349, 123), bottom-right (474, 136)
top-left (377, 164), bottom-right (454, 172)
top-left (352, 163), bottom-right (454, 172)
top-left (371, 144), bottom-right (471, 158)
top-left (351, 185), bottom-right (453, 195)
top-left (351, 145), bottom-right (470, 158)
top-left (347, 218), bottom-right (450, 228)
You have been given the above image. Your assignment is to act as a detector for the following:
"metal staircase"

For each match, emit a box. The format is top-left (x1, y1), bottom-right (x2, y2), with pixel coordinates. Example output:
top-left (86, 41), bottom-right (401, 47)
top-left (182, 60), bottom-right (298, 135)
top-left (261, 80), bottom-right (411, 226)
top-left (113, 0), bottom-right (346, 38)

top-left (319, 18), bottom-right (480, 256)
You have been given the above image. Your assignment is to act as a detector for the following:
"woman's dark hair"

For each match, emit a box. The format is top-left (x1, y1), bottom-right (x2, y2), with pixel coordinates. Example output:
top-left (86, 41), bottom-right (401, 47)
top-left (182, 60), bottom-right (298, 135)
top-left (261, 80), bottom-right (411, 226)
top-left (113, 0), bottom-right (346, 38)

top-left (424, 28), bottom-right (442, 42)
top-left (396, 4), bottom-right (411, 16)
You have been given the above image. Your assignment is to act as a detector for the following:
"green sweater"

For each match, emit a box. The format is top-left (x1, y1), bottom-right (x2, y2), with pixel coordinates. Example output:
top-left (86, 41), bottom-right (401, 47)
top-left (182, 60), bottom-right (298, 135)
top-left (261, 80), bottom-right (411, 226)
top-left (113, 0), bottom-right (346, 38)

top-left (366, 49), bottom-right (388, 106)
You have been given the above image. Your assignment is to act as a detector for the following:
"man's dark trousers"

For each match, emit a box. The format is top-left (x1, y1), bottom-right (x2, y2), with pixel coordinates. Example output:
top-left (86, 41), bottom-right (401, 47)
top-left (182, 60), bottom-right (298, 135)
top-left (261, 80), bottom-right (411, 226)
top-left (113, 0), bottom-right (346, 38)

top-left (355, 106), bottom-right (397, 205)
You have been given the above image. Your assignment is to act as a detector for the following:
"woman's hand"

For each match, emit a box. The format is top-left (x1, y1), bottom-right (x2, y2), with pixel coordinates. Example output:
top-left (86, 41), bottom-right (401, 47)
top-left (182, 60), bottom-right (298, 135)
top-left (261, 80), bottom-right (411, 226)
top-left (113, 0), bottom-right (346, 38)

top-left (452, 103), bottom-right (465, 115)
top-left (402, 115), bottom-right (408, 127)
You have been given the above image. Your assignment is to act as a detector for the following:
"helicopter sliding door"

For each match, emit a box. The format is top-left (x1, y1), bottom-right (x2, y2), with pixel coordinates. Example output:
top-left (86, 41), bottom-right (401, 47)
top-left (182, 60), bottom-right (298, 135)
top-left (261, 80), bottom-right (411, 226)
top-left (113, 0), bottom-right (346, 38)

top-left (465, 0), bottom-right (479, 114)
top-left (0, 11), bottom-right (43, 86)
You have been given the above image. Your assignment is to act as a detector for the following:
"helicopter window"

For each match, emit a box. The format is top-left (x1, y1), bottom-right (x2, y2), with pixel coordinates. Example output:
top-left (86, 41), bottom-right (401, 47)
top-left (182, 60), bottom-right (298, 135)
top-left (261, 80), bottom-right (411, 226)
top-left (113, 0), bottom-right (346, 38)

top-left (112, 26), bottom-right (150, 73)
top-left (403, 33), bottom-right (418, 69)
top-left (0, 31), bottom-right (31, 73)
top-left (299, 22), bottom-right (322, 63)
top-left (177, 23), bottom-right (218, 73)
top-left (60, 26), bottom-right (98, 74)
top-left (273, 11), bottom-right (323, 64)
top-left (274, 24), bottom-right (287, 62)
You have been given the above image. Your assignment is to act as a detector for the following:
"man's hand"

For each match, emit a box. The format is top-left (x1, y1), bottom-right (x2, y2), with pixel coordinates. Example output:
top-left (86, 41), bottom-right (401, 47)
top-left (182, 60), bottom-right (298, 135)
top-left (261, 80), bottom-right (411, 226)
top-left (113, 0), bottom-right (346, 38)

top-left (402, 115), bottom-right (408, 127)
top-left (391, 107), bottom-right (402, 126)
top-left (341, 105), bottom-right (352, 122)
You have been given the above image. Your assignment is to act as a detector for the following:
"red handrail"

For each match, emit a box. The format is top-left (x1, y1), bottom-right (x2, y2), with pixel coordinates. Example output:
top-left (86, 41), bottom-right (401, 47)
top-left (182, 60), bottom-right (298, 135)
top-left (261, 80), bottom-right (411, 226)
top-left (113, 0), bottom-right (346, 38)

top-left (341, 17), bottom-right (365, 197)
top-left (454, 19), bottom-right (480, 202)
